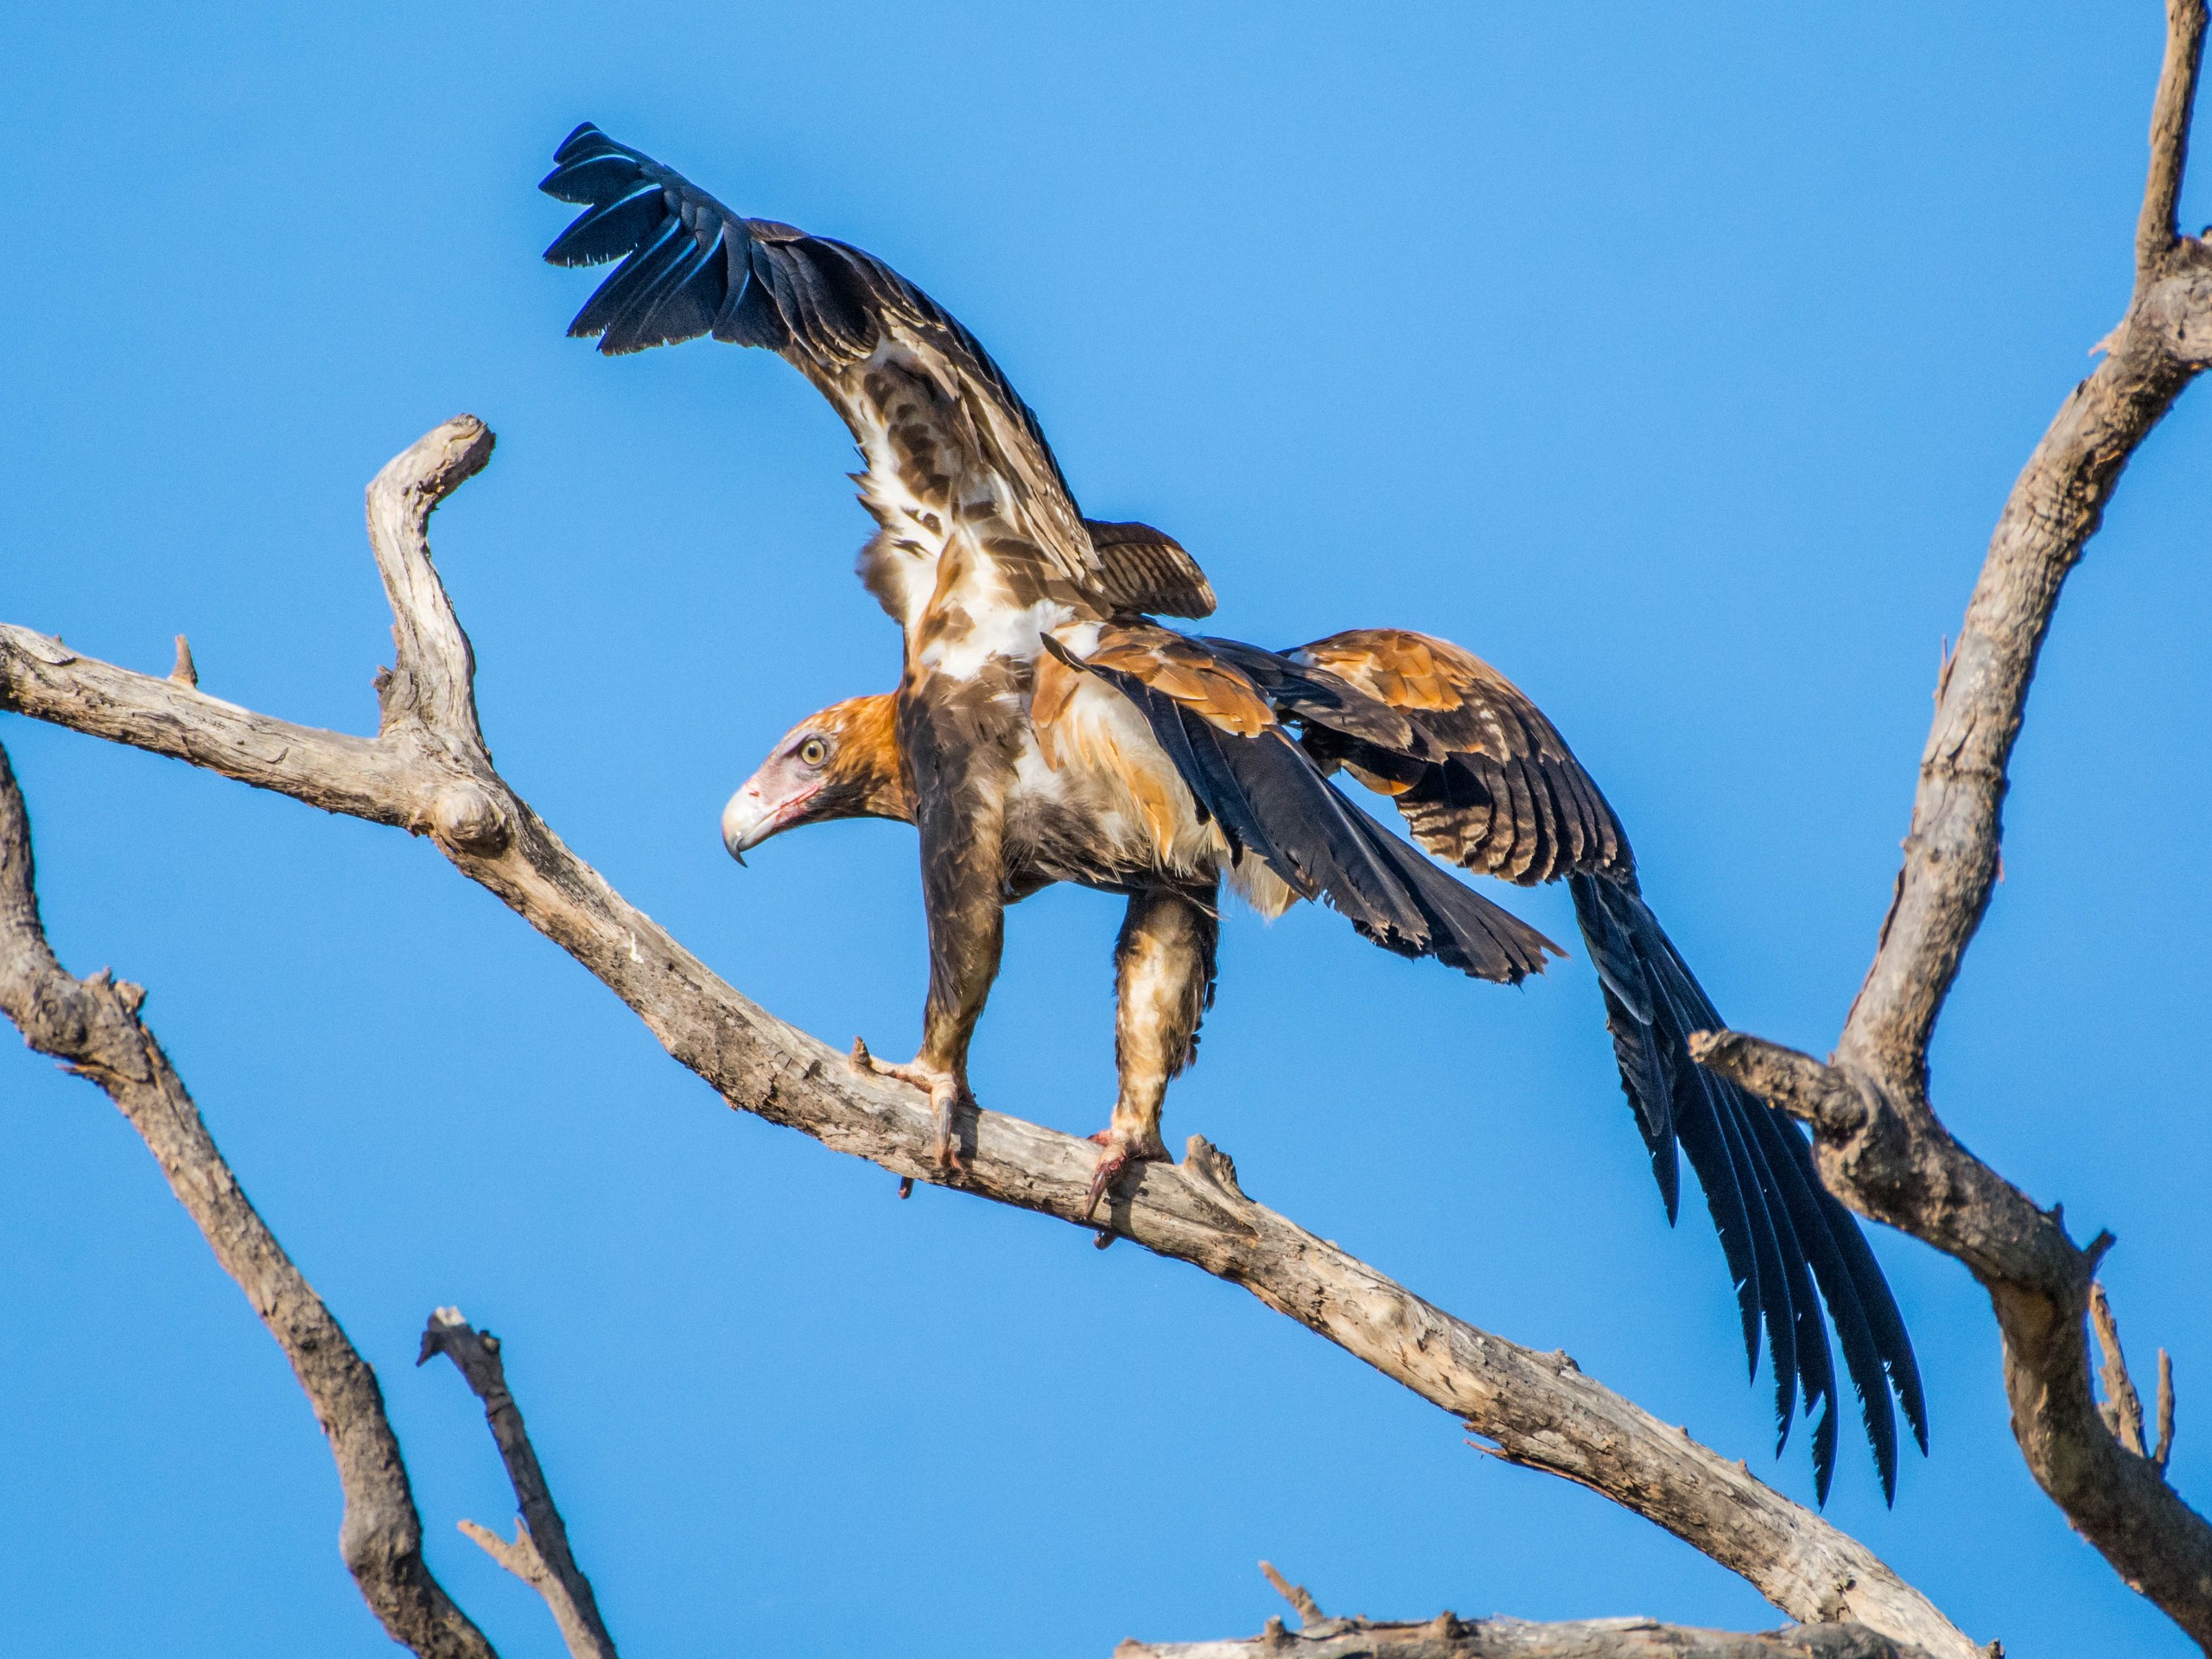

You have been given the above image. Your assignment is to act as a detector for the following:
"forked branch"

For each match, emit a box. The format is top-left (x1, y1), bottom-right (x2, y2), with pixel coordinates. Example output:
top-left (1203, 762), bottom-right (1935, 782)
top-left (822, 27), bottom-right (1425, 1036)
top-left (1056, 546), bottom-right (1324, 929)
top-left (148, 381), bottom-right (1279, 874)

top-left (0, 421), bottom-right (1975, 1655)
top-left (1689, 1), bottom-right (2212, 1644)
top-left (421, 1309), bottom-right (620, 1659)
top-left (0, 744), bottom-right (494, 1659)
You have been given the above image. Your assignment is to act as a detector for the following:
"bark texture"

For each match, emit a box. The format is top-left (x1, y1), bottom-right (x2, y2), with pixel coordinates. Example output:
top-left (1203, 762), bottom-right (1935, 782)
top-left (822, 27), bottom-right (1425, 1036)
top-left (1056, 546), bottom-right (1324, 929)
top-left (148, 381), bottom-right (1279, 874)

top-left (0, 744), bottom-right (495, 1659)
top-left (1116, 1615), bottom-right (1924, 1659)
top-left (1687, 2), bottom-right (2212, 1647)
top-left (0, 419), bottom-right (1975, 1657)
top-left (421, 1309), bottom-right (620, 1659)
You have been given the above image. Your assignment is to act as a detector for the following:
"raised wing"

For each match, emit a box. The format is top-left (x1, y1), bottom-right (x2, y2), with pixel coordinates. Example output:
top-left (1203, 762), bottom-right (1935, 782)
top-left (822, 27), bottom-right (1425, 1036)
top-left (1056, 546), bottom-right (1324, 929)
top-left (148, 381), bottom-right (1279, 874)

top-left (1285, 629), bottom-right (1627, 885)
top-left (543, 124), bottom-right (1220, 635)
top-left (1273, 626), bottom-right (1925, 1500)
top-left (1048, 624), bottom-right (1563, 984)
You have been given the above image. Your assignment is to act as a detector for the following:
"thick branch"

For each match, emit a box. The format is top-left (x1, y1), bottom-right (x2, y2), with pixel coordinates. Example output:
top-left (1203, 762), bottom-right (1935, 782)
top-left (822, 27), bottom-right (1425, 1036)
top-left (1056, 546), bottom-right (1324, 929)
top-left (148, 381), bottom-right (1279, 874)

top-left (1113, 1568), bottom-right (1934, 1657)
top-left (421, 1309), bottom-right (618, 1659)
top-left (1689, 4), bottom-right (2212, 1645)
top-left (0, 422), bottom-right (1975, 1659)
top-left (0, 742), bottom-right (494, 1659)
top-left (1115, 1614), bottom-right (1925, 1658)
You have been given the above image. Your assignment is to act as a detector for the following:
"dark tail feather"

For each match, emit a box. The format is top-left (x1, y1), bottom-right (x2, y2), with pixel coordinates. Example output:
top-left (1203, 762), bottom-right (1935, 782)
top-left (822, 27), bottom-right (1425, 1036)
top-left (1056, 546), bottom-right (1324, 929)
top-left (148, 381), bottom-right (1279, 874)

top-left (1568, 874), bottom-right (1924, 1501)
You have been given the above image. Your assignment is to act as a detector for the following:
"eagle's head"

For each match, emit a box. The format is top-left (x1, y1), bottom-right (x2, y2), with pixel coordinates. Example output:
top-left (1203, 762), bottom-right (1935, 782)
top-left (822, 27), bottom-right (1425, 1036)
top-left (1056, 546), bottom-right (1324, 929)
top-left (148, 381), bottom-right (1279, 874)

top-left (720, 693), bottom-right (913, 862)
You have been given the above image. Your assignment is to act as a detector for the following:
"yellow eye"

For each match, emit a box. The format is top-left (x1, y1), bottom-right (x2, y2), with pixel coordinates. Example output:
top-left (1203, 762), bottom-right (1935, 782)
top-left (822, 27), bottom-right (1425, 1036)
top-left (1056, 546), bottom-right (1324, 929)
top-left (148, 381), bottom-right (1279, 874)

top-left (798, 737), bottom-right (829, 767)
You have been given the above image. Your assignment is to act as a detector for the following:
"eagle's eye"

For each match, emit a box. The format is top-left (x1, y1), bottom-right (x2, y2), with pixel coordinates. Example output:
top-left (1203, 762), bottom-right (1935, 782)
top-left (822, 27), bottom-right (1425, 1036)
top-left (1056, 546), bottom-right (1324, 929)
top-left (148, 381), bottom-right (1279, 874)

top-left (798, 737), bottom-right (830, 768)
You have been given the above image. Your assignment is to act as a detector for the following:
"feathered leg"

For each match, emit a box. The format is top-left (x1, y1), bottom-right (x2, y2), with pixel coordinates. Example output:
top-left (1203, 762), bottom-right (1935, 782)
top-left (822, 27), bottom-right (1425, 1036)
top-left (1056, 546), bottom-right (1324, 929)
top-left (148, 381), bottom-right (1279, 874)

top-left (1087, 884), bottom-right (1218, 1217)
top-left (851, 685), bottom-right (1016, 1177)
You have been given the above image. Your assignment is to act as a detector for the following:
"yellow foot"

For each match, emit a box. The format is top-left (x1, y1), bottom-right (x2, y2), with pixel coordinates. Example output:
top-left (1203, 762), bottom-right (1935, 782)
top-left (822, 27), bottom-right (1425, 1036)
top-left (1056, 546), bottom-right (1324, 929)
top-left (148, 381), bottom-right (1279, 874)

top-left (851, 1039), bottom-right (970, 1176)
top-left (1084, 1128), bottom-right (1171, 1219)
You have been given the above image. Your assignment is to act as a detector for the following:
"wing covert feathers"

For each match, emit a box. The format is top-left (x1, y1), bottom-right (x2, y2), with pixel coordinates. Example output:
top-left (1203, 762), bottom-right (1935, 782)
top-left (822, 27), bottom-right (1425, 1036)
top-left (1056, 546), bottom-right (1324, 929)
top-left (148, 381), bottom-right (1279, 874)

top-left (1049, 626), bottom-right (1563, 984)
top-left (1084, 520), bottom-right (1217, 620)
top-left (1288, 628), bottom-right (1629, 885)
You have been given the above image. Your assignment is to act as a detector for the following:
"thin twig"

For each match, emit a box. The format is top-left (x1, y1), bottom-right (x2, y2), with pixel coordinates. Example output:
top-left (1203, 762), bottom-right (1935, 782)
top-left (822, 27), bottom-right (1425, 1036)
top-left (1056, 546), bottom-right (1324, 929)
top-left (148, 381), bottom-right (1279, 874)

top-left (2140, 0), bottom-right (2209, 270)
top-left (2157, 1350), bottom-right (2178, 1475)
top-left (0, 741), bottom-right (493, 1659)
top-left (2091, 1284), bottom-right (2147, 1456)
top-left (419, 1309), bottom-right (618, 1659)
top-left (1259, 1562), bottom-right (1325, 1629)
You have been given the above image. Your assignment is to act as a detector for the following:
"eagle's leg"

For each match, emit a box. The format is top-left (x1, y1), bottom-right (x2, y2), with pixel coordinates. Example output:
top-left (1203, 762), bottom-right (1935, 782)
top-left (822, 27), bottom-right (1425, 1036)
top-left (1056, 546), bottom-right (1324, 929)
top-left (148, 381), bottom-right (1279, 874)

top-left (1087, 885), bottom-right (1219, 1218)
top-left (855, 703), bottom-right (1012, 1179)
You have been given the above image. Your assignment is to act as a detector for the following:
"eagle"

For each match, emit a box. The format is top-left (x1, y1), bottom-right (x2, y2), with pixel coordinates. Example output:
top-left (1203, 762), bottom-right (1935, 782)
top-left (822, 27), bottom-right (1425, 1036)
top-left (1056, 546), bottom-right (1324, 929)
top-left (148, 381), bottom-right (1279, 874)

top-left (540, 123), bottom-right (1925, 1499)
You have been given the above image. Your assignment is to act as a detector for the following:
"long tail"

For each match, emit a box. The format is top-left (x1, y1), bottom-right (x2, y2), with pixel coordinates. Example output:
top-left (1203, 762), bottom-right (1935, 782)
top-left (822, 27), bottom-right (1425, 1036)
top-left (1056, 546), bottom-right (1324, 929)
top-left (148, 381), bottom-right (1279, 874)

top-left (1569, 873), bottom-right (1927, 1503)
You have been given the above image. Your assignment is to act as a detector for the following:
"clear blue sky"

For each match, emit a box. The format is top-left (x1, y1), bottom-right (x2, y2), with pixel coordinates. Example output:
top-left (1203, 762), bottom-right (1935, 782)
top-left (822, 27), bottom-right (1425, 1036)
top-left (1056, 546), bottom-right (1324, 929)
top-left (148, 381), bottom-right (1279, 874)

top-left (3, 4), bottom-right (2205, 1656)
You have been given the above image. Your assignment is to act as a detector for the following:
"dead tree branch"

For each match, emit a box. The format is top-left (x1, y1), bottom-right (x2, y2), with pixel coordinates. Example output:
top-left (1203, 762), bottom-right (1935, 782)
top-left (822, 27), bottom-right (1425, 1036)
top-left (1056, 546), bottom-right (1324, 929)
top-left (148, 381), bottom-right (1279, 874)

top-left (1118, 1565), bottom-right (1930, 1658)
top-left (420, 1308), bottom-right (620, 1659)
top-left (0, 741), bottom-right (495, 1659)
top-left (1688, 1), bottom-right (2212, 1644)
top-left (1113, 1619), bottom-right (1924, 1659)
top-left (0, 420), bottom-right (1975, 1657)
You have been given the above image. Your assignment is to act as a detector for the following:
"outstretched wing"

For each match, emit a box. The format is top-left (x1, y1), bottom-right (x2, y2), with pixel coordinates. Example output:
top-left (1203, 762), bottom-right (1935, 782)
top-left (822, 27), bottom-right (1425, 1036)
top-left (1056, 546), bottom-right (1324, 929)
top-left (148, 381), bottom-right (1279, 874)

top-left (541, 124), bottom-right (1216, 636)
top-left (1047, 624), bottom-right (1563, 984)
top-left (1282, 629), bottom-right (1628, 885)
top-left (1269, 626), bottom-right (1926, 1500)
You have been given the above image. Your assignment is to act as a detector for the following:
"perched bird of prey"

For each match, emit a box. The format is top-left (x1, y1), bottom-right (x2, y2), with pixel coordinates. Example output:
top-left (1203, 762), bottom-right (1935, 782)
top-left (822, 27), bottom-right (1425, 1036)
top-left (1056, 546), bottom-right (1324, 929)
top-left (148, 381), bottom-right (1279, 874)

top-left (540, 123), bottom-right (1925, 1499)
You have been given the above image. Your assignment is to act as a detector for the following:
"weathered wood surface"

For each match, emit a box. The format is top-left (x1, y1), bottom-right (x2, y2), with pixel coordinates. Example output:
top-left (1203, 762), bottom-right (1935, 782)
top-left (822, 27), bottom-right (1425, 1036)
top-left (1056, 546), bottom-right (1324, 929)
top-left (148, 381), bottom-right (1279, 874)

top-left (1116, 1613), bottom-right (1926, 1658)
top-left (0, 745), bottom-right (496, 1659)
top-left (1689, 1), bottom-right (2212, 1647)
top-left (421, 1309), bottom-right (620, 1659)
top-left (0, 416), bottom-right (1977, 1658)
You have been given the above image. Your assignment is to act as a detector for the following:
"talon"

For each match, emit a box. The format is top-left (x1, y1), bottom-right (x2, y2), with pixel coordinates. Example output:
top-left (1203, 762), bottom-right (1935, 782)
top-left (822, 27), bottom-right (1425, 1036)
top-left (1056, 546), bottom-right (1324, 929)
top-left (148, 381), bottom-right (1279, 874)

top-left (934, 1085), bottom-right (970, 1179)
top-left (849, 1045), bottom-right (970, 1177)
top-left (1083, 1129), bottom-right (1169, 1220)
top-left (897, 1176), bottom-right (913, 1199)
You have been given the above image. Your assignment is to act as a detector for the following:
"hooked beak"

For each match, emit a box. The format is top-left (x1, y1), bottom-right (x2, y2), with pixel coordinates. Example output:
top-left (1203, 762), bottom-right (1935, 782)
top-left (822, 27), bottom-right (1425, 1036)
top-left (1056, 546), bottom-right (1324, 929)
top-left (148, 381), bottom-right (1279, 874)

top-left (720, 777), bottom-right (823, 865)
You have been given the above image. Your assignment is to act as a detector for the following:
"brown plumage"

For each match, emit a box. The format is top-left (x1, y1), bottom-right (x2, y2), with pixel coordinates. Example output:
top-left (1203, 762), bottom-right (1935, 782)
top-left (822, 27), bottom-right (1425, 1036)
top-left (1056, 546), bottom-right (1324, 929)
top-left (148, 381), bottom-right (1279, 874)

top-left (546, 124), bottom-right (1924, 1502)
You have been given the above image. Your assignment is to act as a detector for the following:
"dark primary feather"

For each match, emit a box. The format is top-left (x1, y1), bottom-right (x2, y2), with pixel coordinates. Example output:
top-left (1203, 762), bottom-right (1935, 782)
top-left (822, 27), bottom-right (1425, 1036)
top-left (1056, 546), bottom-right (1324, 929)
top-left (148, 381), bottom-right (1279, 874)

top-left (543, 124), bottom-right (1227, 623)
top-left (543, 123), bottom-right (1062, 471)
top-left (1569, 875), bottom-right (1926, 1502)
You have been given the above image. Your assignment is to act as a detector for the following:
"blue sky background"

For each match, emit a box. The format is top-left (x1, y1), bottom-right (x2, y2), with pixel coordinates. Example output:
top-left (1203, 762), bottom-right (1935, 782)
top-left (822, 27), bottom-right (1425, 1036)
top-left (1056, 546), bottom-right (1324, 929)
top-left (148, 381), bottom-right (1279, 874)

top-left (3, 4), bottom-right (2207, 1656)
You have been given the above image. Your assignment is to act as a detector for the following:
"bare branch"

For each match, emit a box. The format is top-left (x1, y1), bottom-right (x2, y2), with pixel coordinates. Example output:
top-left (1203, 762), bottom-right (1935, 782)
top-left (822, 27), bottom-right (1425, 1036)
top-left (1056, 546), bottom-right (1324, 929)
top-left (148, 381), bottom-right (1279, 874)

top-left (2141, 0), bottom-right (2209, 269)
top-left (1260, 1562), bottom-right (1325, 1628)
top-left (1688, 5), bottom-right (2212, 1643)
top-left (1113, 1612), bottom-right (1931, 1657)
top-left (0, 429), bottom-right (1977, 1658)
top-left (2091, 1284), bottom-right (2148, 1456)
top-left (169, 633), bottom-right (196, 687)
top-left (0, 741), bottom-right (494, 1659)
top-left (2158, 1351), bottom-right (2179, 1475)
top-left (420, 1309), bottom-right (618, 1659)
